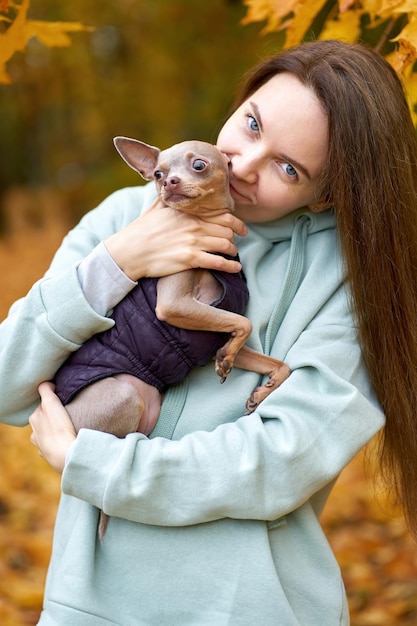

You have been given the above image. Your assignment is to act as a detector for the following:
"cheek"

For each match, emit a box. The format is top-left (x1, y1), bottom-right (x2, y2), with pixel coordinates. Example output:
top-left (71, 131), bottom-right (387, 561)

top-left (257, 178), bottom-right (286, 207)
top-left (261, 171), bottom-right (319, 207)
top-left (257, 181), bottom-right (308, 215)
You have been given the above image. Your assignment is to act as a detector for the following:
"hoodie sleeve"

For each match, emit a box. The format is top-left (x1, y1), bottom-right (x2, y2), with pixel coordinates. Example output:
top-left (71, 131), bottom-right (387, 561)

top-left (61, 316), bottom-right (385, 526)
top-left (0, 187), bottom-right (147, 426)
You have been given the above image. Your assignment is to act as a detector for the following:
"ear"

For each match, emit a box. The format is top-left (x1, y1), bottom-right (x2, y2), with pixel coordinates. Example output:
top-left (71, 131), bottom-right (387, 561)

top-left (113, 137), bottom-right (160, 180)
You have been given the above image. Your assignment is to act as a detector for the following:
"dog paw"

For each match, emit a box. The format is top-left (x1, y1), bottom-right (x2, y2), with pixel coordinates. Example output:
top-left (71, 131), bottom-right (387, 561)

top-left (215, 359), bottom-right (232, 383)
top-left (244, 365), bottom-right (291, 414)
top-left (214, 346), bottom-right (235, 383)
top-left (245, 385), bottom-right (274, 414)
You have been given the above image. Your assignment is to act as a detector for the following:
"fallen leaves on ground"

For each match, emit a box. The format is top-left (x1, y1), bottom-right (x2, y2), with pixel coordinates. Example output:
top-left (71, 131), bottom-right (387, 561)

top-left (0, 187), bottom-right (416, 625)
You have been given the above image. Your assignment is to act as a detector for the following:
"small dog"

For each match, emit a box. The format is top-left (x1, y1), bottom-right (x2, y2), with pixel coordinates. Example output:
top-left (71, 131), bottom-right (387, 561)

top-left (53, 137), bottom-right (290, 537)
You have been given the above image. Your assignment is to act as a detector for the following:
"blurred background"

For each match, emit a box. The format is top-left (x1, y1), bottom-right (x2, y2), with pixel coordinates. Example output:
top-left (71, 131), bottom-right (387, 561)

top-left (0, 0), bottom-right (283, 231)
top-left (0, 1), bottom-right (416, 625)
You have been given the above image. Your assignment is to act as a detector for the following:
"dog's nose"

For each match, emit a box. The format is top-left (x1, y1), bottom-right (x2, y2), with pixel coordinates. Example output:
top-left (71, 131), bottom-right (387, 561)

top-left (165, 176), bottom-right (180, 187)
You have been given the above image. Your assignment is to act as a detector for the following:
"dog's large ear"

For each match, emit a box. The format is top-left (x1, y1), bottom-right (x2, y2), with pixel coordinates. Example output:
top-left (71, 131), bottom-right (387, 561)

top-left (113, 137), bottom-right (160, 180)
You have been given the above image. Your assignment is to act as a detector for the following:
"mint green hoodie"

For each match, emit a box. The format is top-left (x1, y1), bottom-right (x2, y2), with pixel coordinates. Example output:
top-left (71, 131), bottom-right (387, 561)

top-left (0, 183), bottom-right (384, 625)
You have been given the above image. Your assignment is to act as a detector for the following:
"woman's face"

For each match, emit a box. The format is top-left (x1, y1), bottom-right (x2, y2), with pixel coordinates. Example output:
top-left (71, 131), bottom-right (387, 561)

top-left (216, 72), bottom-right (329, 223)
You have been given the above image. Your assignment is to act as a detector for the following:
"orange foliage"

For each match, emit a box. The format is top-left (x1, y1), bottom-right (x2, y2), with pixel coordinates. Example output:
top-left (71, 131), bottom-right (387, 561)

top-left (0, 0), bottom-right (92, 84)
top-left (242, 0), bottom-right (417, 124)
top-left (0, 188), bottom-right (67, 625)
top-left (0, 188), bottom-right (416, 625)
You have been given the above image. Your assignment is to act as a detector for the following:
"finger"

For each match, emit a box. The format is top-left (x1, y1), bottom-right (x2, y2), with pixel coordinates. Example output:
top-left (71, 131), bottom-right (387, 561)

top-left (38, 382), bottom-right (60, 411)
top-left (28, 409), bottom-right (40, 430)
top-left (197, 252), bottom-right (242, 273)
top-left (29, 432), bottom-right (42, 456)
top-left (38, 380), bottom-right (56, 397)
top-left (199, 235), bottom-right (238, 257)
top-left (202, 213), bottom-right (248, 237)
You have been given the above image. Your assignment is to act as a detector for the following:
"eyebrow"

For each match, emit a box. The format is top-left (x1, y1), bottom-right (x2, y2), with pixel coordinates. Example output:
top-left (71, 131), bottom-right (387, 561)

top-left (249, 100), bottom-right (312, 181)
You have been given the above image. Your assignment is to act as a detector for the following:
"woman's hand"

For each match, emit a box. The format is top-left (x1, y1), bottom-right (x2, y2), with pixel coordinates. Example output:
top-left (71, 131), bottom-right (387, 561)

top-left (104, 198), bottom-right (248, 281)
top-left (29, 382), bottom-right (77, 474)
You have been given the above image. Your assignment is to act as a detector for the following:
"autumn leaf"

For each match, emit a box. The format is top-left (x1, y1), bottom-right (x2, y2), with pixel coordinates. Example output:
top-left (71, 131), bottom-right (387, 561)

top-left (388, 36), bottom-right (417, 76)
top-left (380, 0), bottom-right (417, 13)
top-left (319, 8), bottom-right (362, 42)
top-left (338, 0), bottom-right (356, 11)
top-left (241, 0), bottom-right (300, 33)
top-left (0, 0), bottom-right (30, 83)
top-left (284, 0), bottom-right (328, 46)
top-left (242, 0), bottom-right (329, 43)
top-left (361, 0), bottom-right (388, 20)
top-left (25, 20), bottom-right (92, 48)
top-left (392, 12), bottom-right (417, 49)
top-left (242, 0), bottom-right (417, 125)
top-left (0, 0), bottom-right (92, 84)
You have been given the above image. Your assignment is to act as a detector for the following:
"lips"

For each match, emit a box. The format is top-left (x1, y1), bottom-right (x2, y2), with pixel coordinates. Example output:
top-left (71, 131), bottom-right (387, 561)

top-left (229, 180), bottom-right (252, 203)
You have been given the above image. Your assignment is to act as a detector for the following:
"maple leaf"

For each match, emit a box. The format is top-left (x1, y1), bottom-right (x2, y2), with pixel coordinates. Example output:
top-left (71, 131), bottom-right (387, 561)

top-left (380, 0), bottom-right (417, 12)
top-left (361, 0), bottom-right (391, 21)
top-left (284, 0), bottom-right (328, 46)
top-left (319, 9), bottom-right (362, 42)
top-left (389, 36), bottom-right (417, 75)
top-left (0, 0), bottom-right (92, 84)
top-left (25, 20), bottom-right (92, 48)
top-left (401, 63), bottom-right (417, 125)
top-left (241, 0), bottom-right (300, 33)
top-left (392, 13), bottom-right (417, 48)
top-left (242, 0), bottom-right (329, 42)
top-left (338, 0), bottom-right (356, 11)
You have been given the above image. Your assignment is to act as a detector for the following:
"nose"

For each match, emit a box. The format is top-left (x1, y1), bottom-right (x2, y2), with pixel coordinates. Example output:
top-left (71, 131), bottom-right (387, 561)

top-left (164, 176), bottom-right (180, 188)
top-left (229, 152), bottom-right (258, 184)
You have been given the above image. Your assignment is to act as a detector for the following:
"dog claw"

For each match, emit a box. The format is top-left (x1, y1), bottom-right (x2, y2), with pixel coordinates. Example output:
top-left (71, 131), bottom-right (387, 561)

top-left (244, 399), bottom-right (258, 415)
top-left (215, 358), bottom-right (232, 383)
top-left (244, 365), bottom-right (290, 415)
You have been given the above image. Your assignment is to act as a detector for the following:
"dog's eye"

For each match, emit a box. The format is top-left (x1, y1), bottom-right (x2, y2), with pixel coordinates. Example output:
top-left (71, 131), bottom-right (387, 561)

top-left (192, 159), bottom-right (208, 172)
top-left (154, 170), bottom-right (164, 181)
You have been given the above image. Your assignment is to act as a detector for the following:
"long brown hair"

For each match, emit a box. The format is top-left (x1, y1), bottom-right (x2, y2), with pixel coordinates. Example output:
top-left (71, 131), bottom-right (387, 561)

top-left (236, 40), bottom-right (417, 539)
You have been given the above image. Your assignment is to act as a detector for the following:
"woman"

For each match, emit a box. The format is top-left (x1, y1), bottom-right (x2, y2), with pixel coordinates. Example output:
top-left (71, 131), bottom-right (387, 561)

top-left (2, 39), bottom-right (417, 624)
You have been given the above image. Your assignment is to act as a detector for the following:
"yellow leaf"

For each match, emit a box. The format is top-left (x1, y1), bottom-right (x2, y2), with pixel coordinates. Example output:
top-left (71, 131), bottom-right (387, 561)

top-left (392, 13), bottom-right (417, 47)
top-left (338, 0), bottom-right (356, 11)
top-left (242, 0), bottom-right (330, 44)
top-left (387, 38), bottom-right (417, 77)
top-left (380, 0), bottom-right (417, 13)
top-left (0, 0), bottom-right (30, 82)
top-left (25, 20), bottom-right (93, 48)
top-left (402, 66), bottom-right (417, 113)
top-left (406, 84), bottom-right (417, 126)
top-left (241, 0), bottom-right (301, 33)
top-left (284, 0), bottom-right (328, 46)
top-left (319, 9), bottom-right (362, 42)
top-left (360, 0), bottom-right (400, 23)
top-left (0, 0), bottom-right (92, 84)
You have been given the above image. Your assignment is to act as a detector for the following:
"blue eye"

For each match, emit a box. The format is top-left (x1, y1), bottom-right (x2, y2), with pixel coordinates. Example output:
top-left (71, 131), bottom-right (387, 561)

top-left (284, 163), bottom-right (297, 178)
top-left (248, 115), bottom-right (259, 132)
